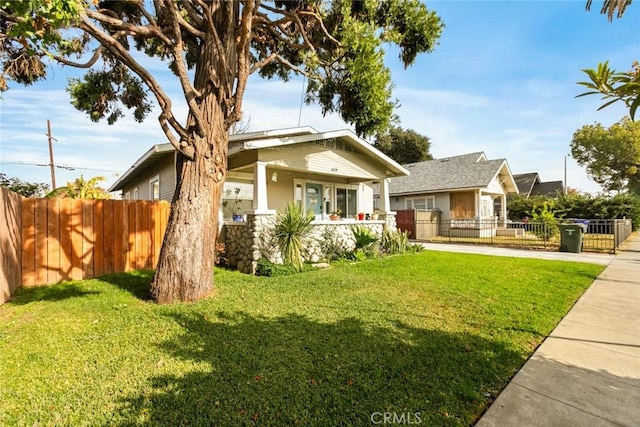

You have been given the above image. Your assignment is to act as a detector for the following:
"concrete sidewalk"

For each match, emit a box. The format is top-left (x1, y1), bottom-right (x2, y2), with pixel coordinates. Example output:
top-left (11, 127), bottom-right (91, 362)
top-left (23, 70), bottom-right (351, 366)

top-left (473, 233), bottom-right (640, 426)
top-left (419, 242), bottom-right (614, 265)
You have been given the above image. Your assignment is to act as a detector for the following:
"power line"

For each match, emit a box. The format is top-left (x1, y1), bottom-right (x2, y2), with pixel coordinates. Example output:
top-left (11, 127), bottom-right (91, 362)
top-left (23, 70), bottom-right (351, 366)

top-left (0, 160), bottom-right (117, 173)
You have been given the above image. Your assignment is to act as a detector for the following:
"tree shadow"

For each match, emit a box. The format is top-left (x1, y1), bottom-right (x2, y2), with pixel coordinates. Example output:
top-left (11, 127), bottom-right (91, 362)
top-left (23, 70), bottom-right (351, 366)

top-left (98, 270), bottom-right (154, 300)
top-left (8, 283), bottom-right (101, 305)
top-left (116, 312), bottom-right (525, 426)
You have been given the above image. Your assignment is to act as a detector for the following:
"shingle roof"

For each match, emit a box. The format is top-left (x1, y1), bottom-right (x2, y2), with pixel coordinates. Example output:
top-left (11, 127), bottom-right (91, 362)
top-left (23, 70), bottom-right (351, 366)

top-left (513, 173), bottom-right (540, 197)
top-left (388, 152), bottom-right (509, 195)
top-left (531, 180), bottom-right (565, 197)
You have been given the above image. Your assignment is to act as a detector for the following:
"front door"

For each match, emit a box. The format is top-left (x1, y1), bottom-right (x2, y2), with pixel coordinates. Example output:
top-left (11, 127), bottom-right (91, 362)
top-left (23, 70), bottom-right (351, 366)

top-left (305, 183), bottom-right (323, 220)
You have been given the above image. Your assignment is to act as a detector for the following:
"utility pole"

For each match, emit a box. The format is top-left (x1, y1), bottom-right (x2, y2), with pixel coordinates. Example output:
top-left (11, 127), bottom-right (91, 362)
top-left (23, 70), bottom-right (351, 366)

top-left (564, 155), bottom-right (567, 195)
top-left (47, 119), bottom-right (57, 189)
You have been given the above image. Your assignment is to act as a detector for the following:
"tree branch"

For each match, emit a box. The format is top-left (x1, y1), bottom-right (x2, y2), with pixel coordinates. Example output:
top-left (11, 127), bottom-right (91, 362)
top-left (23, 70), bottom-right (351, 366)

top-left (85, 9), bottom-right (172, 46)
top-left (43, 45), bottom-right (103, 69)
top-left (161, 0), bottom-right (206, 137)
top-left (227, 0), bottom-right (256, 128)
top-left (78, 11), bottom-right (189, 146)
top-left (179, 1), bottom-right (204, 28)
top-left (249, 52), bottom-right (312, 78)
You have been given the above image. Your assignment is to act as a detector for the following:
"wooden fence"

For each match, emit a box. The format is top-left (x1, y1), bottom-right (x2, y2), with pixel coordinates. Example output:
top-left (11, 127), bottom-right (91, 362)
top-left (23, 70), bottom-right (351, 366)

top-left (1, 187), bottom-right (22, 305)
top-left (1, 192), bottom-right (171, 305)
top-left (20, 198), bottom-right (170, 287)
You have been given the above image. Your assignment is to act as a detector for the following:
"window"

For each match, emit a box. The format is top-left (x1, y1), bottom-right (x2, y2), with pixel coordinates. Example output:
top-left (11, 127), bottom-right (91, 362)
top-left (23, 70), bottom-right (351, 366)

top-left (133, 187), bottom-right (139, 200)
top-left (149, 176), bottom-right (160, 201)
top-left (124, 191), bottom-right (130, 200)
top-left (294, 183), bottom-right (303, 208)
top-left (406, 196), bottom-right (435, 211)
top-left (336, 187), bottom-right (357, 217)
top-left (481, 199), bottom-right (490, 218)
top-left (294, 180), bottom-right (359, 219)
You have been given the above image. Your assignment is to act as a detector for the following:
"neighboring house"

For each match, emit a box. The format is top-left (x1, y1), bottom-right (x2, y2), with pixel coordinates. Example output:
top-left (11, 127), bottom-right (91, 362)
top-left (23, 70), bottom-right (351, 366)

top-left (513, 172), bottom-right (565, 198)
top-left (384, 152), bottom-right (518, 221)
top-left (109, 127), bottom-right (409, 273)
top-left (378, 152), bottom-right (519, 239)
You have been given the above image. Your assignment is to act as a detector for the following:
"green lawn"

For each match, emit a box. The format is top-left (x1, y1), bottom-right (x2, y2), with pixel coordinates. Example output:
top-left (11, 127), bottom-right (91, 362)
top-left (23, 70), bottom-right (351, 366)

top-left (0, 251), bottom-right (603, 426)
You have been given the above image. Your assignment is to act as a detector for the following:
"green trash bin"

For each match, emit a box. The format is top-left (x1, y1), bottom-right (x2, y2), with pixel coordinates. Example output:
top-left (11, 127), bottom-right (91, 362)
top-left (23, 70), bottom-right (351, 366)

top-left (559, 224), bottom-right (583, 253)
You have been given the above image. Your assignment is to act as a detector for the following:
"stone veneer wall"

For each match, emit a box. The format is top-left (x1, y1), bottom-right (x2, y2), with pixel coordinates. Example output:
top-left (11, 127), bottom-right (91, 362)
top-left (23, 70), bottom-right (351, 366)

top-left (222, 213), bottom-right (397, 274)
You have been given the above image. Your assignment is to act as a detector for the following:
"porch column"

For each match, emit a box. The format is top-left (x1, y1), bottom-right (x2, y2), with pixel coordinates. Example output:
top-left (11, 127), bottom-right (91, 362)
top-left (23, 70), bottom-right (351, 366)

top-left (251, 161), bottom-right (272, 214)
top-left (501, 193), bottom-right (507, 221)
top-left (475, 190), bottom-right (481, 218)
top-left (379, 178), bottom-right (392, 214)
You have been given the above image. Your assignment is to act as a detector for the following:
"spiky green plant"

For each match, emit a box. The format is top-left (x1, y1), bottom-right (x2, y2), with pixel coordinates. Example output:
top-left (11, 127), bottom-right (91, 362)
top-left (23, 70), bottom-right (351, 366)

top-left (381, 229), bottom-right (410, 254)
top-left (351, 225), bottom-right (379, 255)
top-left (274, 202), bottom-right (315, 271)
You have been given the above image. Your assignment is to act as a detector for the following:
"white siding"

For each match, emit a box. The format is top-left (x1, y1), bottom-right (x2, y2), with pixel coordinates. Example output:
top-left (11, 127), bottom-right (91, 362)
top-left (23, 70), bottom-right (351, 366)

top-left (358, 183), bottom-right (374, 214)
top-left (486, 176), bottom-right (505, 194)
top-left (122, 155), bottom-right (176, 202)
top-left (258, 144), bottom-right (387, 180)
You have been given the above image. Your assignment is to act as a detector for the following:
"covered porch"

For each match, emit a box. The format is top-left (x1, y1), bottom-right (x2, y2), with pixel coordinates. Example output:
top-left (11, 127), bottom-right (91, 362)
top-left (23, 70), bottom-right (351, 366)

top-left (219, 127), bottom-right (408, 273)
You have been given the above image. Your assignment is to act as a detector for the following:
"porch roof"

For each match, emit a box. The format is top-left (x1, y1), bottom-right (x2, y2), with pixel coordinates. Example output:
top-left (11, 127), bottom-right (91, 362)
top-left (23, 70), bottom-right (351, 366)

top-left (228, 128), bottom-right (409, 178)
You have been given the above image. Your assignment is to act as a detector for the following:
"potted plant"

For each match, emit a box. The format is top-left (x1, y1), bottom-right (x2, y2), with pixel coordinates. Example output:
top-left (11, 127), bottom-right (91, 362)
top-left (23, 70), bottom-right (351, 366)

top-left (329, 208), bottom-right (342, 221)
top-left (231, 187), bottom-right (243, 221)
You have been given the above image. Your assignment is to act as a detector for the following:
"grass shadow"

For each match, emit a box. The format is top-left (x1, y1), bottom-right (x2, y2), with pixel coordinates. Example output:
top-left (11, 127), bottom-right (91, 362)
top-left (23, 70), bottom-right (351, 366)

top-left (116, 311), bottom-right (525, 426)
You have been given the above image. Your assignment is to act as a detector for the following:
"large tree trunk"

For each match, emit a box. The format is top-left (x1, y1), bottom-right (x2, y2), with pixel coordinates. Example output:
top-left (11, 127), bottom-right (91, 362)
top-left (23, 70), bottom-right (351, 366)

top-left (150, 110), bottom-right (228, 304)
top-left (150, 8), bottom-right (234, 303)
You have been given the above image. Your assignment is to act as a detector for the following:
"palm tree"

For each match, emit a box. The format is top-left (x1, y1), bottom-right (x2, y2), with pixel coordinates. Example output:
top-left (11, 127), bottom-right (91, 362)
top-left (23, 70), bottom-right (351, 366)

top-left (586, 0), bottom-right (633, 21)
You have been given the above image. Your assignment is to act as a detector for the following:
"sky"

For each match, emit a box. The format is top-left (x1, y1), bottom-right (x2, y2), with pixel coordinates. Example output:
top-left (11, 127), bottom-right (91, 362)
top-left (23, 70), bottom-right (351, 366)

top-left (1, 1), bottom-right (638, 195)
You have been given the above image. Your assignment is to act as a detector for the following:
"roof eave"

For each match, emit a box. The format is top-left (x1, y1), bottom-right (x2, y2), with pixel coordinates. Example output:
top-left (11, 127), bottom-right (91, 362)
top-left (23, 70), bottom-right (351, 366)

top-left (108, 143), bottom-right (174, 192)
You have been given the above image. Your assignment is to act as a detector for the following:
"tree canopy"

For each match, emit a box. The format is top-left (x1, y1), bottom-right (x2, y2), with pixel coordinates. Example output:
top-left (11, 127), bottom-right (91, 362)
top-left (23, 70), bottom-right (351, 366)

top-left (373, 126), bottom-right (433, 164)
top-left (570, 118), bottom-right (640, 193)
top-left (47, 175), bottom-right (112, 199)
top-left (0, 1), bottom-right (444, 303)
top-left (1, 0), bottom-right (443, 137)
top-left (0, 173), bottom-right (49, 197)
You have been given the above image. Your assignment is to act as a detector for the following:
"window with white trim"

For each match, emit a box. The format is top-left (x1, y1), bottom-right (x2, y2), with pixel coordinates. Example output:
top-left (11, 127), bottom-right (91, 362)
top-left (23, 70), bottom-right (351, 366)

top-left (481, 199), bottom-right (490, 218)
top-left (335, 185), bottom-right (358, 218)
top-left (406, 196), bottom-right (435, 210)
top-left (149, 176), bottom-right (160, 201)
top-left (133, 187), bottom-right (139, 200)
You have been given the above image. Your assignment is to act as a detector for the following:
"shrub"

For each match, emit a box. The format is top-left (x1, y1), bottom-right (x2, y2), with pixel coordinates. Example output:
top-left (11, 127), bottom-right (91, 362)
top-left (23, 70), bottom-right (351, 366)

top-left (255, 258), bottom-right (304, 277)
top-left (351, 225), bottom-right (380, 258)
top-left (532, 201), bottom-right (559, 239)
top-left (351, 225), bottom-right (379, 249)
top-left (319, 227), bottom-right (345, 261)
top-left (274, 202), bottom-right (314, 272)
top-left (341, 248), bottom-right (368, 262)
top-left (381, 229), bottom-right (410, 255)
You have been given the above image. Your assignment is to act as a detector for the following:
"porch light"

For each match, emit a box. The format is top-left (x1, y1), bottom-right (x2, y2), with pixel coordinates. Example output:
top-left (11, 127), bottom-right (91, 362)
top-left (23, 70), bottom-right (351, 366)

top-left (271, 171), bottom-right (278, 182)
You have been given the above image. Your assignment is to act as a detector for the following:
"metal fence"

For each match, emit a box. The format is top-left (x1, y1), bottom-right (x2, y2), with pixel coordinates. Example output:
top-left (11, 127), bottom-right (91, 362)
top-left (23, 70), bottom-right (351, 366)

top-left (413, 218), bottom-right (633, 254)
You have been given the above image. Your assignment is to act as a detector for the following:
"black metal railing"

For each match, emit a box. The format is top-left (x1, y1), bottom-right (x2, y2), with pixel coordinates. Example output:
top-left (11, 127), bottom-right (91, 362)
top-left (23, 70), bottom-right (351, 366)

top-left (413, 218), bottom-right (633, 254)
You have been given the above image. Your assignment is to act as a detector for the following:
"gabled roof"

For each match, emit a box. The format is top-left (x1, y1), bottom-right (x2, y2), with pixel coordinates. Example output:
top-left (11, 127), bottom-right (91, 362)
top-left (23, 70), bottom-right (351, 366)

top-left (109, 127), bottom-right (408, 193)
top-left (513, 173), bottom-right (540, 197)
top-left (228, 127), bottom-right (408, 177)
top-left (388, 152), bottom-right (518, 195)
top-left (531, 180), bottom-right (565, 197)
